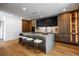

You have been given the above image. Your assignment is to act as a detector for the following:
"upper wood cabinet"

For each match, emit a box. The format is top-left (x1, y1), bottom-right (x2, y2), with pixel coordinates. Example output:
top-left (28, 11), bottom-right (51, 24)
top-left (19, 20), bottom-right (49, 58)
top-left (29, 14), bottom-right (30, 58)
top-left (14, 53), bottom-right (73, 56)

top-left (22, 20), bottom-right (32, 32)
top-left (57, 13), bottom-right (70, 43)
top-left (58, 13), bottom-right (70, 34)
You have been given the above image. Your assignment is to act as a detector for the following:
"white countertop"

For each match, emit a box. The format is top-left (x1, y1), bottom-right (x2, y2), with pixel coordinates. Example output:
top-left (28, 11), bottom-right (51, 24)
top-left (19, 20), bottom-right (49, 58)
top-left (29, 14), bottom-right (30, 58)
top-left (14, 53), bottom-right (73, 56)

top-left (22, 32), bottom-right (48, 37)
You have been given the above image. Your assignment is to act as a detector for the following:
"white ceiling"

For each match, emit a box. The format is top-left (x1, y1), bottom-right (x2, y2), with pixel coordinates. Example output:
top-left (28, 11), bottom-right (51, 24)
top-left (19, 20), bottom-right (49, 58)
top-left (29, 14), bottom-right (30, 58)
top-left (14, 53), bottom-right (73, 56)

top-left (0, 3), bottom-right (79, 20)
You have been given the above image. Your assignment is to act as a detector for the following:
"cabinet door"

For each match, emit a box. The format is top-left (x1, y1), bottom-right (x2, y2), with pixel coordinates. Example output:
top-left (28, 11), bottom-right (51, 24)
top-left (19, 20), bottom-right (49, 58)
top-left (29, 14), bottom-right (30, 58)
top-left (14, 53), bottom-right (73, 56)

top-left (22, 20), bottom-right (32, 32)
top-left (62, 34), bottom-right (70, 43)
top-left (22, 20), bottom-right (28, 32)
top-left (64, 13), bottom-right (70, 43)
top-left (58, 14), bottom-right (65, 42)
top-left (63, 13), bottom-right (70, 33)
top-left (28, 21), bottom-right (32, 32)
top-left (58, 14), bottom-right (64, 33)
top-left (58, 13), bottom-right (70, 33)
top-left (55, 34), bottom-right (62, 42)
top-left (77, 10), bottom-right (79, 45)
top-left (58, 13), bottom-right (70, 43)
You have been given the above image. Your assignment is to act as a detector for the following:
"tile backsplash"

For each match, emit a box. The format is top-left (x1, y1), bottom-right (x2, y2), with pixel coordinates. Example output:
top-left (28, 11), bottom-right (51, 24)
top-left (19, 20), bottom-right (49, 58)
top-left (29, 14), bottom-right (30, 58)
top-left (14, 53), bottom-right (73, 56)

top-left (35, 27), bottom-right (58, 33)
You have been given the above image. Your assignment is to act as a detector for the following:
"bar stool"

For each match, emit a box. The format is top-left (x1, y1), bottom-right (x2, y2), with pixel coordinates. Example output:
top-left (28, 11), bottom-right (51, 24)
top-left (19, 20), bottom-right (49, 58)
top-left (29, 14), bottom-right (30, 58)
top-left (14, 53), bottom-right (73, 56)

top-left (19, 33), bottom-right (23, 44)
top-left (34, 39), bottom-right (43, 53)
top-left (26, 37), bottom-right (34, 49)
top-left (19, 36), bottom-right (23, 44)
top-left (21, 36), bottom-right (27, 45)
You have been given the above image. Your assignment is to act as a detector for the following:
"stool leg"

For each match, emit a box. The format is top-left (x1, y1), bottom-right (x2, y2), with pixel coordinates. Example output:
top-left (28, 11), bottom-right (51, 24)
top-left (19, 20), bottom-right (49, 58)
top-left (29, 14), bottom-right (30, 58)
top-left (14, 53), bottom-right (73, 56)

top-left (21, 40), bottom-right (24, 45)
top-left (34, 43), bottom-right (39, 53)
top-left (18, 38), bottom-right (22, 44)
top-left (27, 41), bottom-right (30, 49)
top-left (34, 43), bottom-right (36, 52)
top-left (22, 39), bottom-right (26, 46)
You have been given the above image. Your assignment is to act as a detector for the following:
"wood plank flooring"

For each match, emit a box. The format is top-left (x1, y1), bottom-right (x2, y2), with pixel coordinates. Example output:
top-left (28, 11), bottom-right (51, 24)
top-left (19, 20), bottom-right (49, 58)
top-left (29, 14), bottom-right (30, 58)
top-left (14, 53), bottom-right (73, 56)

top-left (0, 39), bottom-right (79, 56)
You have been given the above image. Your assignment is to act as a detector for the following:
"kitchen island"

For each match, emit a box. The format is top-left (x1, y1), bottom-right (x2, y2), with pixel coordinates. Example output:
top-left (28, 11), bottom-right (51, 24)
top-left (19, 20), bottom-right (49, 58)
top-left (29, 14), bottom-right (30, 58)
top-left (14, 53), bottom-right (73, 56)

top-left (19, 32), bottom-right (55, 53)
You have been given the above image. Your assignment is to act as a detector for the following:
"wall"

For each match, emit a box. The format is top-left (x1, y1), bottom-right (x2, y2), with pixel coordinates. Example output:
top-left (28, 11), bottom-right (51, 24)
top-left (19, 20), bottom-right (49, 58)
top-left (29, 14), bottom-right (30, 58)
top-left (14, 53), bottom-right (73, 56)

top-left (0, 20), bottom-right (4, 39)
top-left (0, 14), bottom-right (4, 40)
top-left (0, 11), bottom-right (22, 41)
top-left (4, 16), bottom-right (22, 41)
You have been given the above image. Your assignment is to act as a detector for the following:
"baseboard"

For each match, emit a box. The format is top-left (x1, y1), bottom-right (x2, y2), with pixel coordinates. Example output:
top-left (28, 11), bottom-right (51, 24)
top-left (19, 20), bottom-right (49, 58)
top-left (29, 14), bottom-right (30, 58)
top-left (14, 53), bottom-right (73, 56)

top-left (4, 37), bottom-right (19, 41)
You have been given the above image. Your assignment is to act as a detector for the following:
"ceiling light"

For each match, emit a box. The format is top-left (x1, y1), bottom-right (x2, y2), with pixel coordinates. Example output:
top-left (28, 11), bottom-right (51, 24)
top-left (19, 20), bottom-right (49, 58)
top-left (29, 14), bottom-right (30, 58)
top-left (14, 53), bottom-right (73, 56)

top-left (63, 9), bottom-right (67, 12)
top-left (22, 8), bottom-right (26, 11)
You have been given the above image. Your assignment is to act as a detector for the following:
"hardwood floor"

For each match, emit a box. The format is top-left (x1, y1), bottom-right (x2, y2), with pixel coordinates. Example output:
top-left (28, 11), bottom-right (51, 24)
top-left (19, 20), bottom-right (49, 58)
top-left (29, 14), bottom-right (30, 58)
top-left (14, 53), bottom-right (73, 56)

top-left (0, 39), bottom-right (79, 56)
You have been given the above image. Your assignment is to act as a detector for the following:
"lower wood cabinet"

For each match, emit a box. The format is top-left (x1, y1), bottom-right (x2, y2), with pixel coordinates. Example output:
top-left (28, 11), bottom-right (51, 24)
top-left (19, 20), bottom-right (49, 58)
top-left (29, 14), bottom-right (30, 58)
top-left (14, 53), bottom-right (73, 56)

top-left (55, 34), bottom-right (61, 42)
top-left (56, 33), bottom-right (70, 43)
top-left (57, 10), bottom-right (79, 45)
top-left (63, 34), bottom-right (70, 43)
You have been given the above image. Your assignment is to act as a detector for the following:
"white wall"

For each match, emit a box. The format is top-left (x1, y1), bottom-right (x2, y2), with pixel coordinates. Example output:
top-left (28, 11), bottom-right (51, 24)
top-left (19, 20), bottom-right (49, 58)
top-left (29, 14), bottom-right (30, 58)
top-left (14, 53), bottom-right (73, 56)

top-left (0, 11), bottom-right (22, 41)
top-left (4, 16), bottom-right (22, 41)
top-left (0, 21), bottom-right (3, 39)
top-left (0, 15), bottom-right (4, 40)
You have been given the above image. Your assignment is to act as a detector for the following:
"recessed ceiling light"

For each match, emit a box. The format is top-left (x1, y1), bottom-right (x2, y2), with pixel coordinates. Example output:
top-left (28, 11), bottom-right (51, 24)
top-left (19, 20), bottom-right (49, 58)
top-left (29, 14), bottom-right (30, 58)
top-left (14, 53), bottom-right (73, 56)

top-left (22, 8), bottom-right (26, 11)
top-left (63, 9), bottom-right (67, 12)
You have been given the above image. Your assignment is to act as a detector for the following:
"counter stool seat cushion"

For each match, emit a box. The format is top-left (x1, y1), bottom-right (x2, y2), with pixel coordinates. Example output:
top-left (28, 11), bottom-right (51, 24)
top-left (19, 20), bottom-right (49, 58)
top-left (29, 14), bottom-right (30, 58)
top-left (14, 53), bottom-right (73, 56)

top-left (27, 38), bottom-right (34, 41)
top-left (19, 36), bottom-right (27, 45)
top-left (34, 39), bottom-right (43, 43)
top-left (21, 36), bottom-right (27, 43)
top-left (19, 36), bottom-right (23, 38)
top-left (22, 36), bottom-right (27, 39)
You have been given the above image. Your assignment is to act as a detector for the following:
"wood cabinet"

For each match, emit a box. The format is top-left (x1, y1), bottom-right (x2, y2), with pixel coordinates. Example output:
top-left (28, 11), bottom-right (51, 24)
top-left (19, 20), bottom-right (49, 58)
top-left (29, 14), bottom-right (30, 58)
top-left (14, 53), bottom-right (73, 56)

top-left (77, 10), bottom-right (79, 45)
top-left (22, 20), bottom-right (32, 32)
top-left (57, 13), bottom-right (70, 43)
top-left (70, 10), bottom-right (79, 45)
top-left (58, 13), bottom-right (70, 34)
top-left (57, 10), bottom-right (79, 45)
top-left (70, 11), bottom-right (77, 44)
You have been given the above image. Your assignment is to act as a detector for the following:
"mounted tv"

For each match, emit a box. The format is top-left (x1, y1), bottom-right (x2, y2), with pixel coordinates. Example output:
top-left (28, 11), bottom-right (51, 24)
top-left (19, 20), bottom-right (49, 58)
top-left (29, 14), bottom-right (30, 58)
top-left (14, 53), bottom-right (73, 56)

top-left (37, 16), bottom-right (58, 27)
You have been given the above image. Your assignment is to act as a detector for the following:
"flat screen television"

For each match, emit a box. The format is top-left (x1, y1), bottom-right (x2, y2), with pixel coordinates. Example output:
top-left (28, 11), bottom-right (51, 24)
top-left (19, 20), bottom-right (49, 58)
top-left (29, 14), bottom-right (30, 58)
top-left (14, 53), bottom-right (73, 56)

top-left (37, 16), bottom-right (58, 27)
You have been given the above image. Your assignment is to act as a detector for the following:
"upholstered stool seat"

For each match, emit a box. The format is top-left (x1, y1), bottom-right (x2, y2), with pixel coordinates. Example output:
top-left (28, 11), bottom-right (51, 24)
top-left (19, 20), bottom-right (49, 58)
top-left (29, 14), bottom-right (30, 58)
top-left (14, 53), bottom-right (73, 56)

top-left (21, 36), bottom-right (27, 45)
top-left (19, 36), bottom-right (22, 38)
top-left (34, 39), bottom-right (43, 43)
top-left (22, 36), bottom-right (27, 39)
top-left (27, 37), bottom-right (34, 41)
top-left (19, 36), bottom-right (27, 45)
